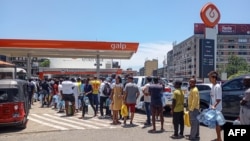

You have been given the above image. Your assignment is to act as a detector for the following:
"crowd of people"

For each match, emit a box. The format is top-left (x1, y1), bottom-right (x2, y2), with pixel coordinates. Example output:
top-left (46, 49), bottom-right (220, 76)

top-left (26, 71), bottom-right (250, 141)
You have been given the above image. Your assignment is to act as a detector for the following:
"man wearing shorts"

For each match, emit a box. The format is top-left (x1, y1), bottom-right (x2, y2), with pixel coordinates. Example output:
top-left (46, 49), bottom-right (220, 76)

top-left (61, 77), bottom-right (75, 116)
top-left (208, 71), bottom-right (222, 141)
top-left (123, 76), bottom-right (139, 126)
top-left (148, 77), bottom-right (164, 133)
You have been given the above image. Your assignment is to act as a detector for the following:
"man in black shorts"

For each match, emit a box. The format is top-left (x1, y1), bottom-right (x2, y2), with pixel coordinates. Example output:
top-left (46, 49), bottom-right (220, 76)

top-left (148, 77), bottom-right (164, 133)
top-left (61, 77), bottom-right (75, 116)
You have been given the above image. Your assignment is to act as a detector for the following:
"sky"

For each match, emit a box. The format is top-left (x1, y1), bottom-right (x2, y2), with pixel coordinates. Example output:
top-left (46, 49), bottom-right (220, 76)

top-left (1, 0), bottom-right (250, 71)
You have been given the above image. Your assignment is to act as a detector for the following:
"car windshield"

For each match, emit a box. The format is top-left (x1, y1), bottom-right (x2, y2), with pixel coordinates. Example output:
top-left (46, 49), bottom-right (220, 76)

top-left (196, 85), bottom-right (211, 91)
top-left (222, 78), bottom-right (244, 91)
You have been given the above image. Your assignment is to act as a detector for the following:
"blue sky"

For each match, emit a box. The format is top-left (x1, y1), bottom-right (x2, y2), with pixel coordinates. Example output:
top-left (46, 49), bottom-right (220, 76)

top-left (1, 0), bottom-right (250, 71)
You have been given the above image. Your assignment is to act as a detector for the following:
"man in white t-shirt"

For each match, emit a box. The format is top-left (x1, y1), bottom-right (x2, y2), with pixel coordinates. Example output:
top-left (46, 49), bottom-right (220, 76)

top-left (208, 71), bottom-right (222, 141)
top-left (142, 76), bottom-right (152, 126)
top-left (57, 78), bottom-right (65, 113)
top-left (61, 77), bottom-right (75, 116)
top-left (99, 77), bottom-right (111, 118)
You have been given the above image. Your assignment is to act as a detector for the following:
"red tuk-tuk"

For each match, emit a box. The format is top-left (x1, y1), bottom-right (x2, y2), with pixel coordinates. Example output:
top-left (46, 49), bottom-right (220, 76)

top-left (0, 61), bottom-right (29, 129)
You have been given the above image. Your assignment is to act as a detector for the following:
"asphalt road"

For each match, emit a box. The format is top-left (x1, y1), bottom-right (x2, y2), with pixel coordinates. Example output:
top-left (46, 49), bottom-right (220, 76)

top-left (0, 101), bottom-right (224, 141)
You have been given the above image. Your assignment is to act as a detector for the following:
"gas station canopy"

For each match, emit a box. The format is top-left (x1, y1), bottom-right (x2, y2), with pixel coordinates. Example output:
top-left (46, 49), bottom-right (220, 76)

top-left (0, 39), bottom-right (139, 59)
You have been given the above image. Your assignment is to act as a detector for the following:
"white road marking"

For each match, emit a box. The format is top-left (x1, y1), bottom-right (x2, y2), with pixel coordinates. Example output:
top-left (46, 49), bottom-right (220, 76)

top-left (28, 117), bottom-right (68, 130)
top-left (44, 114), bottom-right (101, 129)
top-left (30, 114), bottom-right (85, 130)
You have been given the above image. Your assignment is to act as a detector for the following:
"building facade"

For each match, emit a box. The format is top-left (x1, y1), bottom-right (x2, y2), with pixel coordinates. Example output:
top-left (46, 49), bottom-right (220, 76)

top-left (144, 59), bottom-right (158, 76)
top-left (166, 23), bottom-right (250, 81)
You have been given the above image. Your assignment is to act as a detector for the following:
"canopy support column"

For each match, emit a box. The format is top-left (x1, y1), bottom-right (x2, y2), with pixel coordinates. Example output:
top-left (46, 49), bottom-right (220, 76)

top-left (27, 53), bottom-right (31, 78)
top-left (96, 54), bottom-right (100, 78)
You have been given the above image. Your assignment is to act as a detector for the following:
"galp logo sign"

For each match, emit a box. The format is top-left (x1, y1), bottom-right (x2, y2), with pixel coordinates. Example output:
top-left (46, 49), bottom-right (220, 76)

top-left (200, 2), bottom-right (220, 28)
top-left (111, 43), bottom-right (126, 50)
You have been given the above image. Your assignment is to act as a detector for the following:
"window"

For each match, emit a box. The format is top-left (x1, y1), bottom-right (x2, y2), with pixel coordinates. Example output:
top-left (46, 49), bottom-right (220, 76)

top-left (218, 52), bottom-right (224, 55)
top-left (222, 78), bottom-right (244, 91)
top-left (238, 52), bottom-right (247, 55)
top-left (0, 89), bottom-right (18, 103)
top-left (219, 45), bottom-right (224, 48)
top-left (239, 46), bottom-right (246, 49)
top-left (0, 91), bottom-right (8, 101)
top-left (238, 39), bottom-right (247, 43)
top-left (133, 78), bottom-right (138, 85)
top-left (196, 85), bottom-right (211, 91)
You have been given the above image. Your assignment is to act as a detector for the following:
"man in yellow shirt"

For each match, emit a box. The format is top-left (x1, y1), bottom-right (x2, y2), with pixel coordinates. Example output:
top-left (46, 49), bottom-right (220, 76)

top-left (171, 80), bottom-right (184, 139)
top-left (186, 78), bottom-right (200, 140)
top-left (90, 76), bottom-right (101, 114)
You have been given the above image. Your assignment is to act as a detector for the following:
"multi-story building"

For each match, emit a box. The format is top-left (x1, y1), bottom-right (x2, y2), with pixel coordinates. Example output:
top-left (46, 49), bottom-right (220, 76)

top-left (1, 56), bottom-right (121, 78)
top-left (152, 67), bottom-right (164, 77)
top-left (144, 59), bottom-right (158, 76)
top-left (166, 23), bottom-right (250, 81)
top-left (139, 67), bottom-right (145, 76)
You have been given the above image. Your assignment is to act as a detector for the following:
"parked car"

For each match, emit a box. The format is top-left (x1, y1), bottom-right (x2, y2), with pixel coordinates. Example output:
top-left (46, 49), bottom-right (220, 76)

top-left (126, 76), bottom-right (173, 112)
top-left (122, 76), bottom-right (167, 109)
top-left (190, 83), bottom-right (213, 111)
top-left (221, 74), bottom-right (250, 121)
top-left (186, 74), bottom-right (250, 123)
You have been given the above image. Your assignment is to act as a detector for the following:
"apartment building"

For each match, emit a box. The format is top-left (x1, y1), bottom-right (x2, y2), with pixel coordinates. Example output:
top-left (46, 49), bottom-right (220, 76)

top-left (143, 59), bottom-right (158, 76)
top-left (165, 23), bottom-right (250, 80)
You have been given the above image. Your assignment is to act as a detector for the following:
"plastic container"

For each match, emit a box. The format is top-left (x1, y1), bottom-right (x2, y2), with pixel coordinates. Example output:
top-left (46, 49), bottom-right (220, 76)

top-left (216, 110), bottom-right (226, 126)
top-left (233, 119), bottom-right (241, 125)
top-left (204, 109), bottom-right (217, 121)
top-left (84, 96), bottom-right (89, 105)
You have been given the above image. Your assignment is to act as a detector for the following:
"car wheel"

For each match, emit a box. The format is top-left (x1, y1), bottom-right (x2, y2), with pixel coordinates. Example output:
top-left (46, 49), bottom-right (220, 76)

top-left (17, 116), bottom-right (28, 129)
top-left (17, 109), bottom-right (28, 129)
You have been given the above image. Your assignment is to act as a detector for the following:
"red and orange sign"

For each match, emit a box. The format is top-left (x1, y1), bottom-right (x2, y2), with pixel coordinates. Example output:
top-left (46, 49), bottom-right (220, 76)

top-left (200, 2), bottom-right (220, 28)
top-left (0, 39), bottom-right (139, 52)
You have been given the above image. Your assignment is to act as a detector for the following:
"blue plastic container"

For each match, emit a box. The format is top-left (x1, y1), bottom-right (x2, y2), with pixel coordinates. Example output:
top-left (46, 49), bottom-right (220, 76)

top-left (216, 110), bottom-right (226, 126)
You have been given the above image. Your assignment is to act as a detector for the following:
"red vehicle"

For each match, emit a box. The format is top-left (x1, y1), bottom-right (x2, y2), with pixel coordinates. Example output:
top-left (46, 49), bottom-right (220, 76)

top-left (0, 61), bottom-right (29, 129)
top-left (0, 79), bottom-right (29, 129)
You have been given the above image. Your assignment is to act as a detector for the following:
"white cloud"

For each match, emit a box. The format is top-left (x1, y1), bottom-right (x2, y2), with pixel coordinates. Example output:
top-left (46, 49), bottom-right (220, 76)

top-left (118, 41), bottom-right (173, 71)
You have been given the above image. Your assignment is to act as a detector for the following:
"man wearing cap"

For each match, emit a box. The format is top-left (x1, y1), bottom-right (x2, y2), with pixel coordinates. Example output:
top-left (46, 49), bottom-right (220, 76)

top-left (240, 76), bottom-right (250, 125)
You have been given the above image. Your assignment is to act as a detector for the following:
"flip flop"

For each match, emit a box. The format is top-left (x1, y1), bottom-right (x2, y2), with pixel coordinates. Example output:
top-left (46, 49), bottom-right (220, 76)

top-left (110, 122), bottom-right (117, 125)
top-left (148, 129), bottom-right (156, 133)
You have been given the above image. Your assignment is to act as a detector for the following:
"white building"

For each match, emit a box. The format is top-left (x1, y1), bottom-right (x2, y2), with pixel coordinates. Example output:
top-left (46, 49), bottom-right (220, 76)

top-left (49, 58), bottom-right (113, 69)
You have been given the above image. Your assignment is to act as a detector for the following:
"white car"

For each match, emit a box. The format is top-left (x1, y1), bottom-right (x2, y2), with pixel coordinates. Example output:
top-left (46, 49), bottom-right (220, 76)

top-left (125, 76), bottom-right (172, 111)
top-left (137, 91), bottom-right (173, 112)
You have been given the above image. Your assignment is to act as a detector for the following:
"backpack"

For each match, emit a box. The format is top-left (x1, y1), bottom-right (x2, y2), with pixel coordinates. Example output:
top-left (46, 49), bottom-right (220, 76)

top-left (27, 82), bottom-right (35, 93)
top-left (103, 83), bottom-right (111, 96)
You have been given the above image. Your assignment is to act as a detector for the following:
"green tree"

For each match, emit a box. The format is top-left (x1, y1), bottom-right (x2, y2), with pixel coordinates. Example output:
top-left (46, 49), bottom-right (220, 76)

top-left (40, 59), bottom-right (50, 67)
top-left (228, 70), bottom-right (250, 80)
top-left (225, 55), bottom-right (249, 78)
